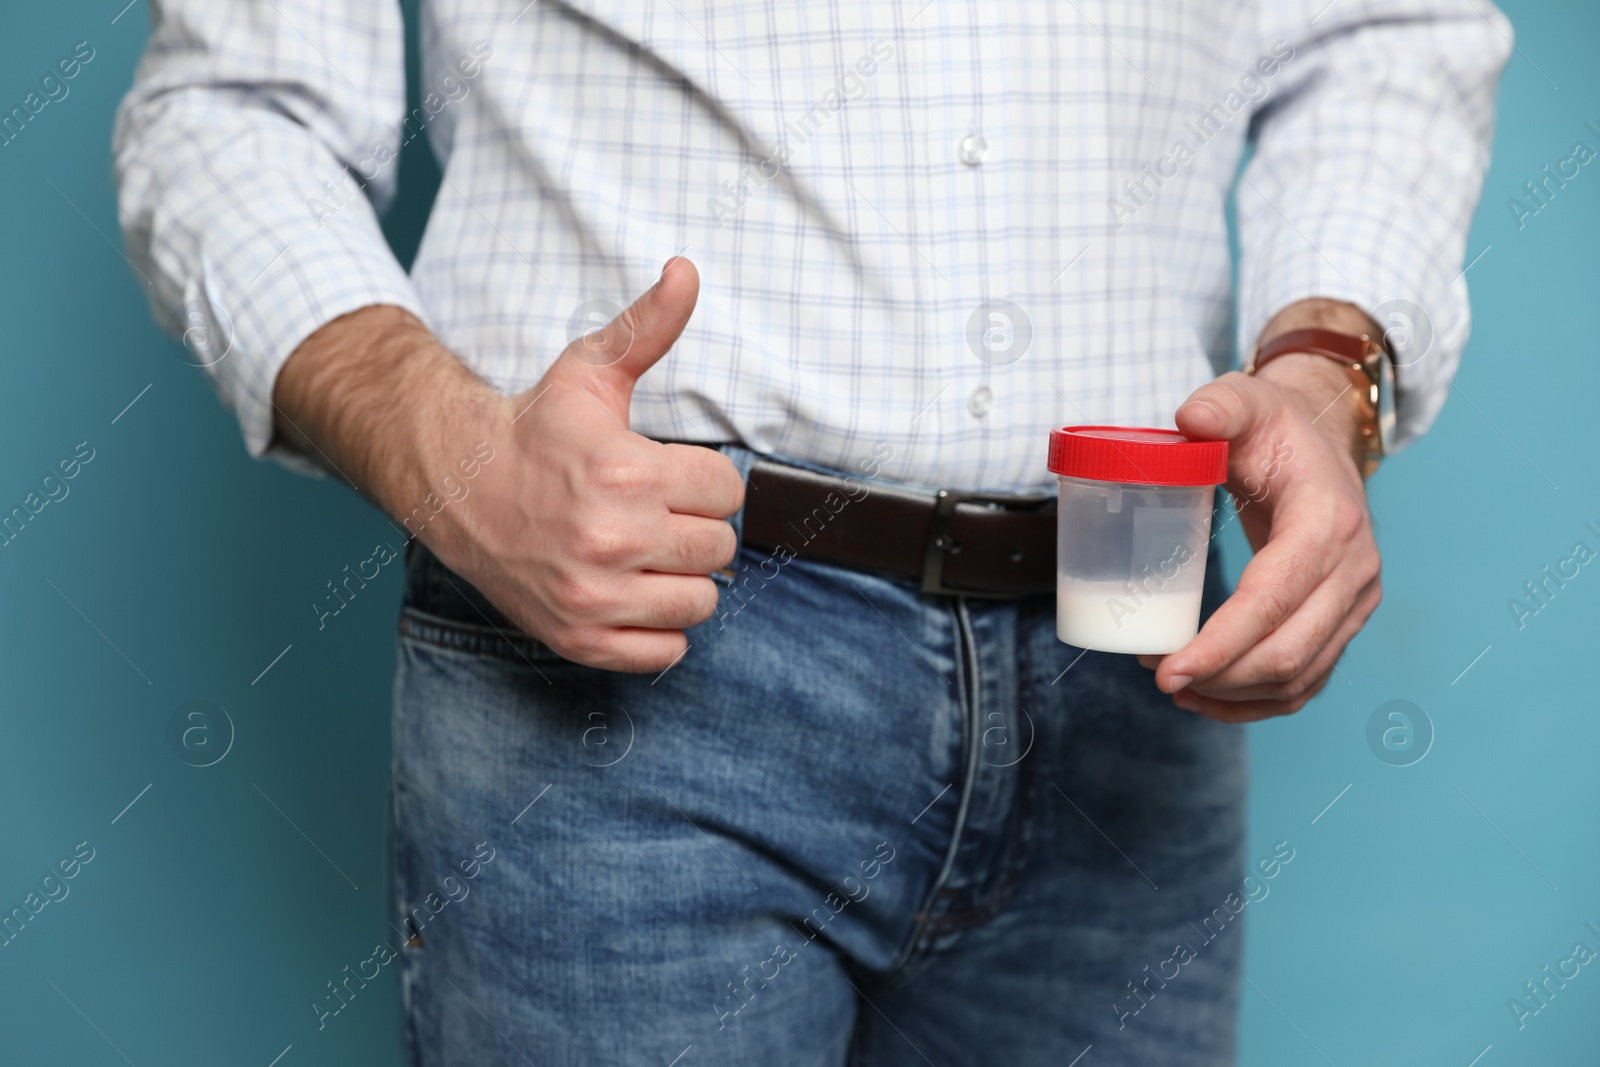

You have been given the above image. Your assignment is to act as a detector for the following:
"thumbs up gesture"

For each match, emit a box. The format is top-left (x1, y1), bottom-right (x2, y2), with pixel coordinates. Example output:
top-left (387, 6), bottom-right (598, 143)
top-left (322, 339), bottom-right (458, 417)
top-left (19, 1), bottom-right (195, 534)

top-left (478, 257), bottom-right (745, 669)
top-left (273, 257), bottom-right (745, 672)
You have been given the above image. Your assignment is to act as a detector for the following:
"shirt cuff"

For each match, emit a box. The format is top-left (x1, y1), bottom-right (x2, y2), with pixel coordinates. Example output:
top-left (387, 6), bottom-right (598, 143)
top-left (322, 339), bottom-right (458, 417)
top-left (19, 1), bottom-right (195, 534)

top-left (1235, 211), bottom-right (1471, 454)
top-left (163, 176), bottom-right (430, 473)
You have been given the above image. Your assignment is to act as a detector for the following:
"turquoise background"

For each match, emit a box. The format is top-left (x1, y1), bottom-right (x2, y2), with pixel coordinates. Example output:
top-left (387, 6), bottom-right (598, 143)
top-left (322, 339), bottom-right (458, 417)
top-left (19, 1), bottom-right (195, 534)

top-left (0, 1), bottom-right (1593, 1063)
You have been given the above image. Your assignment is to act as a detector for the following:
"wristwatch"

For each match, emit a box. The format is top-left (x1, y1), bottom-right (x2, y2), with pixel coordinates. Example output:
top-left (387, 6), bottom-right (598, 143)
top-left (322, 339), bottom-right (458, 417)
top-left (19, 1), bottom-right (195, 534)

top-left (1244, 326), bottom-right (1396, 478)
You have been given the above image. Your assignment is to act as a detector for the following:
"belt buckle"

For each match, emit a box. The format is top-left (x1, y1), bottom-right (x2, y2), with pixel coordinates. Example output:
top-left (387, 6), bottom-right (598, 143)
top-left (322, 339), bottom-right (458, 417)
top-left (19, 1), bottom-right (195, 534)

top-left (919, 488), bottom-right (1051, 599)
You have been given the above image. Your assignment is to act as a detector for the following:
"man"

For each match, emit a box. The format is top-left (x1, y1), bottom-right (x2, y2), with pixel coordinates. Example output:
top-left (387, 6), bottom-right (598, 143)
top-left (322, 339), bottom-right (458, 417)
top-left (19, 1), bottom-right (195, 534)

top-left (114, 0), bottom-right (1507, 1062)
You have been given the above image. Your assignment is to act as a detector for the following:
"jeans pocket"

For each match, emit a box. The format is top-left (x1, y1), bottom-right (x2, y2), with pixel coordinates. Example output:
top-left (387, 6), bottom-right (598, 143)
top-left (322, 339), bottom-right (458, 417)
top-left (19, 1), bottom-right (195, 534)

top-left (397, 542), bottom-right (566, 667)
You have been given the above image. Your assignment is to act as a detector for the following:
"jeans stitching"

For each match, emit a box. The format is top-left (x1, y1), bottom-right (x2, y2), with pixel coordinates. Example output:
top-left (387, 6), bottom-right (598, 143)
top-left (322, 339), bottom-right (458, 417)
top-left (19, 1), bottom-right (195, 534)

top-left (883, 596), bottom-right (978, 979)
top-left (398, 608), bottom-right (561, 666)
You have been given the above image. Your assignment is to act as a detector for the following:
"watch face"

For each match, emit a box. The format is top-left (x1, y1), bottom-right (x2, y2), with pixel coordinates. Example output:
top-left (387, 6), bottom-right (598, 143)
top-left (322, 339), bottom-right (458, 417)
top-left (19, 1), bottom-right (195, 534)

top-left (1376, 348), bottom-right (1396, 454)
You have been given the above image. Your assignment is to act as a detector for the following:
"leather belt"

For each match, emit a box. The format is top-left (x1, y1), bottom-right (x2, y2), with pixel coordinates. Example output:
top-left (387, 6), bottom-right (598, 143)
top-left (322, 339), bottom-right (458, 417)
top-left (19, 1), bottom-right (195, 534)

top-left (739, 458), bottom-right (1056, 598)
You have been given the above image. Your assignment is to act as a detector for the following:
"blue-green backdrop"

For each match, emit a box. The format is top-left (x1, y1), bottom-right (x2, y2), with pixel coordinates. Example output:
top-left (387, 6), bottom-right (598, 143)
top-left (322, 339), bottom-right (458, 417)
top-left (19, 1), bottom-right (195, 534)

top-left (0, 1), bottom-right (1593, 1063)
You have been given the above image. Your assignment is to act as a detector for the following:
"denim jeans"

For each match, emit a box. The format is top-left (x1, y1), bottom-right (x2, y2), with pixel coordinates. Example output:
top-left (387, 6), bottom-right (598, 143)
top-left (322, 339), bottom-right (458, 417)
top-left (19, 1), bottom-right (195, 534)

top-left (391, 446), bottom-right (1246, 1066)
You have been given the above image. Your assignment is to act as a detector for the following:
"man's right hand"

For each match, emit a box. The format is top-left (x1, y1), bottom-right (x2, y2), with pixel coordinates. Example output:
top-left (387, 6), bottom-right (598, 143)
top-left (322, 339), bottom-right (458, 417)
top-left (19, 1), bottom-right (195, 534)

top-left (273, 257), bottom-right (744, 672)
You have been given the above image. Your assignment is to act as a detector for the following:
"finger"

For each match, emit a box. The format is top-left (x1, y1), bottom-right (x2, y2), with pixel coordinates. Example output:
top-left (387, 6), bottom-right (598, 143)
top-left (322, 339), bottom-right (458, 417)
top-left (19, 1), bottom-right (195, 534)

top-left (550, 257), bottom-right (700, 420)
top-left (1184, 582), bottom-right (1377, 704)
top-left (1175, 582), bottom-right (1377, 716)
top-left (1174, 372), bottom-right (1272, 445)
top-left (1186, 572), bottom-right (1379, 697)
top-left (635, 514), bottom-right (738, 575)
top-left (1153, 519), bottom-right (1335, 693)
top-left (657, 442), bottom-right (746, 517)
top-left (560, 627), bottom-right (691, 674)
top-left (1172, 668), bottom-right (1336, 723)
top-left (607, 572), bottom-right (723, 631)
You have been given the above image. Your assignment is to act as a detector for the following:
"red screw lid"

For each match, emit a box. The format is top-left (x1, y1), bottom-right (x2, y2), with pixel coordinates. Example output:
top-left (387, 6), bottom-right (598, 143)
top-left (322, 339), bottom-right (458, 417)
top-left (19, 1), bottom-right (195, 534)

top-left (1047, 426), bottom-right (1228, 487)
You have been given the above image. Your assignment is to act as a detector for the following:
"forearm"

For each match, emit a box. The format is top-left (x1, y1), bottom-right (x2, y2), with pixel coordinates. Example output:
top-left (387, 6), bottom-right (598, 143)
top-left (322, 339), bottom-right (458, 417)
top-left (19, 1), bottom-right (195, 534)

top-left (272, 305), bottom-right (505, 527)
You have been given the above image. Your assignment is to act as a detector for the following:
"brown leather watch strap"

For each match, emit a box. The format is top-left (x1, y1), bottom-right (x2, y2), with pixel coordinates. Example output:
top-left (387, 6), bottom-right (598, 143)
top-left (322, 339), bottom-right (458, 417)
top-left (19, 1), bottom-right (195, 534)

top-left (1248, 325), bottom-right (1388, 478)
top-left (1250, 327), bottom-right (1370, 374)
top-left (739, 459), bottom-right (1056, 598)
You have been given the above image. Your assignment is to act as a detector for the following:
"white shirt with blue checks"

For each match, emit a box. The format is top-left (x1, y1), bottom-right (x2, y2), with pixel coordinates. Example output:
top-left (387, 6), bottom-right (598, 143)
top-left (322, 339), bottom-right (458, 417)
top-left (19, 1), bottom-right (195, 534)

top-left (114, 0), bottom-right (1510, 491)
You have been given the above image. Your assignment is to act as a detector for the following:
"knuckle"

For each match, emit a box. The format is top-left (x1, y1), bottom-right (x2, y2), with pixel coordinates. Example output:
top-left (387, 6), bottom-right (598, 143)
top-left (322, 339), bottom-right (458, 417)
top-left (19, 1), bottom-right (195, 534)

top-left (674, 527), bottom-right (709, 568)
top-left (1210, 374), bottom-right (1253, 414)
top-left (1263, 641), bottom-right (1304, 685)
top-left (549, 624), bottom-right (607, 663)
top-left (1329, 500), bottom-right (1366, 542)
top-left (592, 457), bottom-right (656, 495)
top-left (1278, 668), bottom-right (1333, 706)
top-left (1251, 586), bottom-right (1290, 630)
top-left (714, 522), bottom-right (738, 568)
top-left (642, 595), bottom-right (678, 630)
top-left (580, 630), bottom-right (664, 673)
top-left (551, 574), bottom-right (611, 618)
top-left (690, 522), bottom-right (737, 569)
top-left (1212, 372), bottom-right (1248, 400)
top-left (648, 634), bottom-right (690, 674)
top-left (649, 581), bottom-right (717, 629)
top-left (678, 450), bottom-right (744, 513)
top-left (1267, 677), bottom-right (1306, 703)
top-left (690, 580), bottom-right (722, 624)
top-left (675, 451), bottom-right (713, 495)
top-left (574, 522), bottom-right (636, 566)
top-left (684, 454), bottom-right (723, 502)
top-left (717, 462), bottom-right (747, 513)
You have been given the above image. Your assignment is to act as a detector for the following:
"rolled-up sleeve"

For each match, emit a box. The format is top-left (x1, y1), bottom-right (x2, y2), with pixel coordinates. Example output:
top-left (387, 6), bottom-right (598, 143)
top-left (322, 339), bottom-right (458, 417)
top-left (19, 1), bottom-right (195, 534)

top-left (1239, 0), bottom-right (1512, 449)
top-left (114, 1), bottom-right (428, 468)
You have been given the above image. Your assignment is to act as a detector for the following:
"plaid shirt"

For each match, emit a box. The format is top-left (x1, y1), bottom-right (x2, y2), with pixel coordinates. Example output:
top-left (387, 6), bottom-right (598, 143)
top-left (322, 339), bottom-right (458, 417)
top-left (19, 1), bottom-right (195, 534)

top-left (114, 0), bottom-right (1509, 490)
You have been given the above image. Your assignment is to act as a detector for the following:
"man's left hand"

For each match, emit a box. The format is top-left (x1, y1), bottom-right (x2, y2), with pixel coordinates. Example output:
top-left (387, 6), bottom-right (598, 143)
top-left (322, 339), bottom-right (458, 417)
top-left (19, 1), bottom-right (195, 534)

top-left (1138, 323), bottom-right (1383, 723)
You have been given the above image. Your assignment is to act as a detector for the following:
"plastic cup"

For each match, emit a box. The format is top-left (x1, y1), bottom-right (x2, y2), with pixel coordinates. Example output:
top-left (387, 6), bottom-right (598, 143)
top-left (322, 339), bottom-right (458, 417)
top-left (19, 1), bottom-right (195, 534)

top-left (1047, 426), bottom-right (1229, 655)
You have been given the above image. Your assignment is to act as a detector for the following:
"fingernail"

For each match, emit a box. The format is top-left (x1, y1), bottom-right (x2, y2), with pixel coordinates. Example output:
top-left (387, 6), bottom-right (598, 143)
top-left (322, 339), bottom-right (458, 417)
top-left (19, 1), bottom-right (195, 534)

top-left (1166, 674), bottom-right (1193, 694)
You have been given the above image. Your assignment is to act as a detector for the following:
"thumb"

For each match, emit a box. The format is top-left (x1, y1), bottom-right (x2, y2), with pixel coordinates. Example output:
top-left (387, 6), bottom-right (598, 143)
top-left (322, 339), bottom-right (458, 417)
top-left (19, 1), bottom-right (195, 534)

top-left (551, 257), bottom-right (699, 422)
top-left (1175, 372), bottom-right (1268, 444)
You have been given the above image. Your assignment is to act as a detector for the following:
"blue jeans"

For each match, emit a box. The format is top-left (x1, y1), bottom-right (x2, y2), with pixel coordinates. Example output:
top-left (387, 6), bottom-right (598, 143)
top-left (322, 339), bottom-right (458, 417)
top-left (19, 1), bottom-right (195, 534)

top-left (391, 446), bottom-right (1246, 1066)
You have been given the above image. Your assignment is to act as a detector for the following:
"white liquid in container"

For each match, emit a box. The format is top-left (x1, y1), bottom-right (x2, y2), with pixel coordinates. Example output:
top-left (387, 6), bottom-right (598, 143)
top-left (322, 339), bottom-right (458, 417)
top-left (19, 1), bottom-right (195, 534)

top-left (1048, 427), bottom-right (1227, 657)
top-left (1056, 576), bottom-right (1204, 655)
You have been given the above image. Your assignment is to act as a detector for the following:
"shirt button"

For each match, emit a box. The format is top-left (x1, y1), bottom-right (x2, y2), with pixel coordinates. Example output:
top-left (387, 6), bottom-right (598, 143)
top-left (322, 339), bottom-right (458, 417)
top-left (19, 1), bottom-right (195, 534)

top-left (967, 384), bottom-right (993, 418)
top-left (958, 133), bottom-right (988, 167)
